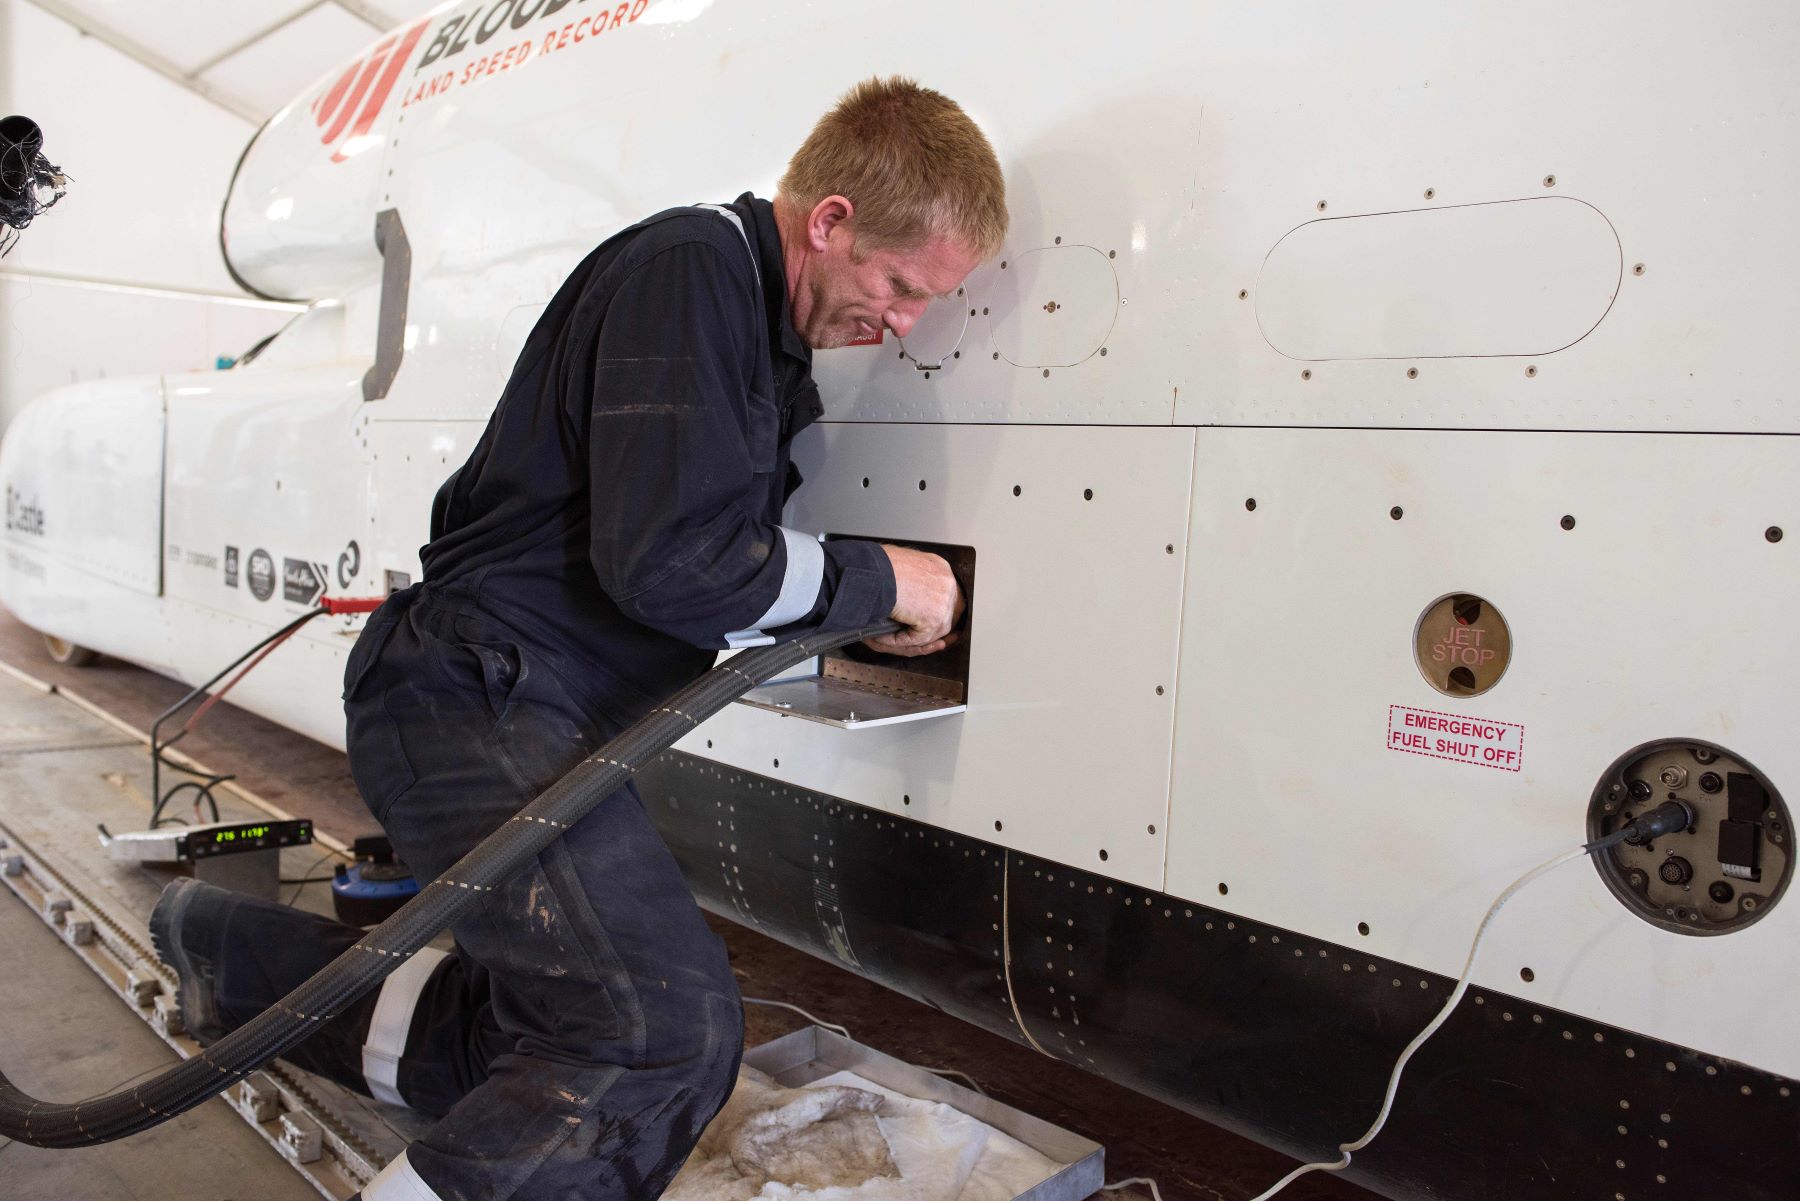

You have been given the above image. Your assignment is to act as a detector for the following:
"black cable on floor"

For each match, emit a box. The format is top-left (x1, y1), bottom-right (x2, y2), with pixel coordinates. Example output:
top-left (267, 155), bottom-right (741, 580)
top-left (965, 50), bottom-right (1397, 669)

top-left (0, 619), bottom-right (896, 1147)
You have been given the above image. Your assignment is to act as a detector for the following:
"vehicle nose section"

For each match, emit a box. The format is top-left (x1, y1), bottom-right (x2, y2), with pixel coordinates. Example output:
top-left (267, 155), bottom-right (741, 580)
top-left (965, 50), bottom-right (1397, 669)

top-left (0, 375), bottom-right (168, 656)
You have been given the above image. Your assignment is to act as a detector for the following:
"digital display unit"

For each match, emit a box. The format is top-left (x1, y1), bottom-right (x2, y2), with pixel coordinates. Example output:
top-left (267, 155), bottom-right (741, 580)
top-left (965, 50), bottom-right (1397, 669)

top-left (180, 819), bottom-right (312, 859)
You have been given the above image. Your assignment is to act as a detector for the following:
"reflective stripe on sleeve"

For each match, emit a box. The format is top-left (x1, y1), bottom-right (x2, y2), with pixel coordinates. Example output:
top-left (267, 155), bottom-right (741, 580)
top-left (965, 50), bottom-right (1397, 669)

top-left (363, 1150), bottom-right (445, 1201)
top-left (361, 946), bottom-right (448, 1107)
top-left (723, 527), bottom-right (824, 645)
top-left (752, 527), bottom-right (825, 630)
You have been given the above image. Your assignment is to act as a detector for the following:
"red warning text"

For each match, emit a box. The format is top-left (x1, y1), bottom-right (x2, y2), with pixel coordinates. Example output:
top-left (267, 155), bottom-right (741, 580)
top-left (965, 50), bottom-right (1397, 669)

top-left (1387, 704), bottom-right (1524, 773)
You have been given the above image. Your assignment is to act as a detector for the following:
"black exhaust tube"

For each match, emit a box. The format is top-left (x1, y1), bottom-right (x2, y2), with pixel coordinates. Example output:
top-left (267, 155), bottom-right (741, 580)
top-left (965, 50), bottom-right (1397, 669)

top-left (0, 620), bottom-right (895, 1147)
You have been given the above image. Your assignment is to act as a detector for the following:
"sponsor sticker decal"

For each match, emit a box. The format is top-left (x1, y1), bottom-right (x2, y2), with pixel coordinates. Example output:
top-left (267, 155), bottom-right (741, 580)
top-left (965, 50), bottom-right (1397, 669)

top-left (6, 549), bottom-right (45, 582)
top-left (337, 540), bottom-right (361, 589)
top-left (283, 558), bottom-right (326, 606)
top-left (224, 546), bottom-right (239, 588)
top-left (246, 549), bottom-right (275, 602)
top-left (312, 19), bottom-right (431, 163)
top-left (1388, 704), bottom-right (1524, 773)
top-left (5, 485), bottom-right (45, 536)
top-left (310, 0), bottom-right (654, 147)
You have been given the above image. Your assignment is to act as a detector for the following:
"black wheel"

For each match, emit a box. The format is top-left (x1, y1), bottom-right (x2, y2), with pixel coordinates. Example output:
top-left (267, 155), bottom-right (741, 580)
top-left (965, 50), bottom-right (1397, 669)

top-left (41, 633), bottom-right (98, 667)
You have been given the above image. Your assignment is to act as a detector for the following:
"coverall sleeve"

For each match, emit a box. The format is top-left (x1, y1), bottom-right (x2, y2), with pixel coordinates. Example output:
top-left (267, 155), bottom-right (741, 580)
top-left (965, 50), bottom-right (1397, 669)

top-left (585, 242), bottom-right (895, 648)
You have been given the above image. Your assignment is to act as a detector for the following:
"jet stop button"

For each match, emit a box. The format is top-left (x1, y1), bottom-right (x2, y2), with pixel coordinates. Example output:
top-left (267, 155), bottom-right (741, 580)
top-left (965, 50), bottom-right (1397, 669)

top-left (1414, 592), bottom-right (1512, 697)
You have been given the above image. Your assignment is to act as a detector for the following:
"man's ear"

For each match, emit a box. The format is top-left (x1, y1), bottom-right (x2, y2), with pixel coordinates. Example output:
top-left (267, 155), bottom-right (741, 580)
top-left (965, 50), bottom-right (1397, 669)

top-left (806, 195), bottom-right (855, 253)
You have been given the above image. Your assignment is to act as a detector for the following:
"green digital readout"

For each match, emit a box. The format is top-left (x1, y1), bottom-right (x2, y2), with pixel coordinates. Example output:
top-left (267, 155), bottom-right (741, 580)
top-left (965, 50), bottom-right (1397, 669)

top-left (180, 820), bottom-right (310, 858)
top-left (206, 825), bottom-right (267, 844)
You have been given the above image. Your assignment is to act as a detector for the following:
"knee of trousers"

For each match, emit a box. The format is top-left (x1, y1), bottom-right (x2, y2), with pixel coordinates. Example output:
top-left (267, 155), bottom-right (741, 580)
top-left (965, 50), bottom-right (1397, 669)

top-left (638, 949), bottom-right (743, 1083)
top-left (651, 986), bottom-right (741, 1101)
top-left (662, 988), bottom-right (744, 1125)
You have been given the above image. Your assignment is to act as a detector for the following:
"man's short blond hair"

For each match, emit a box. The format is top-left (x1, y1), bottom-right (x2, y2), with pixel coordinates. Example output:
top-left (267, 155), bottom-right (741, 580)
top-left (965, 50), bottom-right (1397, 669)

top-left (779, 76), bottom-right (1007, 259)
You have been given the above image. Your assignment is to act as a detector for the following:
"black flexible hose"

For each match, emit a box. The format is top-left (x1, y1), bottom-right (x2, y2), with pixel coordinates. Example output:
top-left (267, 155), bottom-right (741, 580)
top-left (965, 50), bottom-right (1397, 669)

top-left (0, 619), bottom-right (896, 1147)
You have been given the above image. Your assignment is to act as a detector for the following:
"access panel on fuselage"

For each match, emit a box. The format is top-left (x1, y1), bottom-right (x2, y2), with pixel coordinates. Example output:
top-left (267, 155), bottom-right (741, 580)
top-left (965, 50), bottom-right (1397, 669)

top-left (1165, 426), bottom-right (1800, 1081)
top-left (674, 422), bottom-right (1195, 890)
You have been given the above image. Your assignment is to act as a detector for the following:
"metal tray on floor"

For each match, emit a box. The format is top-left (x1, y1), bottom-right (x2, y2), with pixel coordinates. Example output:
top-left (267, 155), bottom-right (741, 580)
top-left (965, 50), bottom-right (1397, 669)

top-left (743, 1025), bottom-right (1105, 1201)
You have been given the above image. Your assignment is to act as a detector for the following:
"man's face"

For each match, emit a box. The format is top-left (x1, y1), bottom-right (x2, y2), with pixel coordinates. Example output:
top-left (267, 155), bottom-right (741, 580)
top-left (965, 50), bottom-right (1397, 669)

top-left (794, 226), bottom-right (984, 351)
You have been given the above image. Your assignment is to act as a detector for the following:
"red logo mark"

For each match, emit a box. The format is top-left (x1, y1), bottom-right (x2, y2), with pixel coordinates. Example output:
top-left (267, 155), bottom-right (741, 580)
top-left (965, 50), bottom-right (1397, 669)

top-left (312, 19), bottom-right (430, 163)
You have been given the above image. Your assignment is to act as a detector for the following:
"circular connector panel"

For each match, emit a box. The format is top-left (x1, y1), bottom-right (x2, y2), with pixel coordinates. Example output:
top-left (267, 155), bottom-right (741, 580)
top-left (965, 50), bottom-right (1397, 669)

top-left (1588, 739), bottom-right (1790, 935)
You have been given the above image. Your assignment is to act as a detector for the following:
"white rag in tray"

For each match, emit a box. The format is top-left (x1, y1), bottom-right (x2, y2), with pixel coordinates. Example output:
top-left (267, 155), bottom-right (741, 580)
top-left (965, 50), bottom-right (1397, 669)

top-left (662, 1066), bottom-right (1064, 1201)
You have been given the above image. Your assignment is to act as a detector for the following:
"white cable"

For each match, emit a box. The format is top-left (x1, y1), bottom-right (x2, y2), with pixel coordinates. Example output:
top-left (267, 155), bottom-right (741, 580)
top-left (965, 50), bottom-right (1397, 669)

top-left (1240, 843), bottom-right (1593, 1201)
top-left (742, 997), bottom-right (850, 1039)
top-left (1001, 853), bottom-right (1053, 1056)
top-left (1101, 1177), bottom-right (1165, 1201)
top-left (741, 999), bottom-right (992, 1095)
top-left (917, 1067), bottom-right (988, 1096)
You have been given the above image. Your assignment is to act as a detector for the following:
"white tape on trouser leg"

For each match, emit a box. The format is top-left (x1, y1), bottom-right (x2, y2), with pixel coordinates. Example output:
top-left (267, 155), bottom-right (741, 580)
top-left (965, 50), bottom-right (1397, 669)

top-left (361, 947), bottom-right (448, 1107)
top-left (364, 1150), bottom-right (445, 1201)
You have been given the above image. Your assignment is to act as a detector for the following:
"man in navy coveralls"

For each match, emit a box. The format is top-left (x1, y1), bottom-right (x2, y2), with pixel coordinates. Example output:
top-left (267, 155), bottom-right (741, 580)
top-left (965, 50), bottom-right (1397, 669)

top-left (152, 77), bottom-right (1007, 1201)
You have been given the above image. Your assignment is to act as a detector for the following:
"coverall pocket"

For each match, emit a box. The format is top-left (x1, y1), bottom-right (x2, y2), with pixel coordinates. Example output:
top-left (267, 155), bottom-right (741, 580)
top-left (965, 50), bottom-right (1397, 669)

top-left (467, 640), bottom-right (527, 720)
top-left (424, 615), bottom-right (528, 721)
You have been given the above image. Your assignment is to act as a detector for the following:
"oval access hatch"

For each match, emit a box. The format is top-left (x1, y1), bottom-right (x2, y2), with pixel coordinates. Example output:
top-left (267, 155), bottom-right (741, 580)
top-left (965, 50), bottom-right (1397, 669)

top-left (1256, 197), bottom-right (1622, 360)
top-left (897, 289), bottom-right (971, 371)
top-left (989, 244), bottom-right (1118, 368)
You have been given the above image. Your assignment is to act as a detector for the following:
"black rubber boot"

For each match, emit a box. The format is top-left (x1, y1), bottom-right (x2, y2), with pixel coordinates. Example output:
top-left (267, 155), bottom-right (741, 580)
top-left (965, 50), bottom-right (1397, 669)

top-left (148, 873), bottom-right (399, 1095)
top-left (147, 876), bottom-right (233, 1044)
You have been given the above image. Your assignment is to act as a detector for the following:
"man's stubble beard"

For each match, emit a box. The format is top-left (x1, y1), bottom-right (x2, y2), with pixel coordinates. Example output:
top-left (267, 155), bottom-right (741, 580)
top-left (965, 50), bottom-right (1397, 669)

top-left (809, 327), bottom-right (856, 350)
top-left (796, 274), bottom-right (856, 350)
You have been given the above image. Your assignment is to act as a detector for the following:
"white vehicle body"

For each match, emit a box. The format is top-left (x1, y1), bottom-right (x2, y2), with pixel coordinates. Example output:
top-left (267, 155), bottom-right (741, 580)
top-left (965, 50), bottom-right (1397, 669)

top-left (3, 3), bottom-right (1797, 1196)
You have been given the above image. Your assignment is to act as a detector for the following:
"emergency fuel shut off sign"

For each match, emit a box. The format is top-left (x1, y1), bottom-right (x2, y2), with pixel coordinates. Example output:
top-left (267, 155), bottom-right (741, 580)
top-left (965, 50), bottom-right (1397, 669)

top-left (1388, 705), bottom-right (1524, 772)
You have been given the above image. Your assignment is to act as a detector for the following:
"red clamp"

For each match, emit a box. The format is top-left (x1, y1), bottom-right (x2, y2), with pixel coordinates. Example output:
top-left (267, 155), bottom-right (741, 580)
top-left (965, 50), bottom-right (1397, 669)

top-left (322, 595), bottom-right (388, 615)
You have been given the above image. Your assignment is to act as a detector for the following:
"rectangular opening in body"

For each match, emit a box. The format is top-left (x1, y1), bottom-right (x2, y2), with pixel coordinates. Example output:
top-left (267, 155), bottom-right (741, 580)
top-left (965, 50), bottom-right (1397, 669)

top-left (733, 537), bottom-right (974, 729)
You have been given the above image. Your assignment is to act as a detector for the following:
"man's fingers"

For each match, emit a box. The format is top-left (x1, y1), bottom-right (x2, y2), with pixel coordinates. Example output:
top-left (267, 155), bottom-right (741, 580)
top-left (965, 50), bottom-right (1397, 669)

top-left (881, 545), bottom-right (962, 649)
top-left (882, 637), bottom-right (948, 658)
top-left (863, 627), bottom-right (956, 657)
top-left (864, 633), bottom-right (929, 653)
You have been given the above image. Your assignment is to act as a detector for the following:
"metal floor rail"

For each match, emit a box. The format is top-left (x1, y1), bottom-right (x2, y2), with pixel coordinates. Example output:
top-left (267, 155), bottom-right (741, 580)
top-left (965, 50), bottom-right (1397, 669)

top-left (0, 818), bottom-right (394, 1198)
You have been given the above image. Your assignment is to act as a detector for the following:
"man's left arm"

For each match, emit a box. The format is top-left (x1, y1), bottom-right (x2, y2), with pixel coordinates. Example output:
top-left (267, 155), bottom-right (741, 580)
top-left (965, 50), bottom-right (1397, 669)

top-left (585, 242), bottom-right (896, 648)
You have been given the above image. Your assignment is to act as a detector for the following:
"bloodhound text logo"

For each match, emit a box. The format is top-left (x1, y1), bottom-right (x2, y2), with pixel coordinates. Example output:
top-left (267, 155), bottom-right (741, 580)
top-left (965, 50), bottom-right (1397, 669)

top-left (311, 18), bottom-right (430, 163)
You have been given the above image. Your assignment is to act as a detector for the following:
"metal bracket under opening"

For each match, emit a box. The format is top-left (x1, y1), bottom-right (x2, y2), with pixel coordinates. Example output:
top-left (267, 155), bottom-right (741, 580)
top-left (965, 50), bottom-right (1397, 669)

top-left (737, 657), bottom-right (966, 729)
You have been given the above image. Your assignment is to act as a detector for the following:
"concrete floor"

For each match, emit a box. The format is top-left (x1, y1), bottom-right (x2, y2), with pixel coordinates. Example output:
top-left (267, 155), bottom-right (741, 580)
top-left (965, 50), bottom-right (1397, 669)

top-left (0, 835), bottom-right (318, 1201)
top-left (0, 611), bottom-right (1376, 1201)
top-left (0, 613), bottom-right (378, 850)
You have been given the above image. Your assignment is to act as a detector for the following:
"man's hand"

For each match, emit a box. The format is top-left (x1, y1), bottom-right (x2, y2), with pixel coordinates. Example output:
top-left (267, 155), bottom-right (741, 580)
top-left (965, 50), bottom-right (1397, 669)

top-left (868, 544), bottom-right (964, 657)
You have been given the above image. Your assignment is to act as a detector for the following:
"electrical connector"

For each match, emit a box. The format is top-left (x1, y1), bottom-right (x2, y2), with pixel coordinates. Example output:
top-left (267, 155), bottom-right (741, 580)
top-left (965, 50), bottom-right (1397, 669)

top-left (1587, 800), bottom-right (1693, 852)
top-left (1620, 800), bottom-right (1694, 845)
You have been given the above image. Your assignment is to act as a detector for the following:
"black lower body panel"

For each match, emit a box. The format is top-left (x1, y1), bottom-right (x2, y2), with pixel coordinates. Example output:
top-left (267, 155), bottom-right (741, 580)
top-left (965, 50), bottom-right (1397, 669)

top-left (639, 751), bottom-right (1799, 1201)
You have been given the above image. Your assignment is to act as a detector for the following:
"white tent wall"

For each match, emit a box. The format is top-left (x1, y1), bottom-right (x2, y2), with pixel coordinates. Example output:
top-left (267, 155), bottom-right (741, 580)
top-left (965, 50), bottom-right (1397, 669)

top-left (0, 0), bottom-right (297, 431)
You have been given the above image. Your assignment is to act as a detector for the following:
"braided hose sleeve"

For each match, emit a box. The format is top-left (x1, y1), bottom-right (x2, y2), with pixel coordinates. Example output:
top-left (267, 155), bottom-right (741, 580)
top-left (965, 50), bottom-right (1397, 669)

top-left (0, 619), bottom-right (897, 1147)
